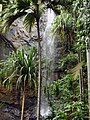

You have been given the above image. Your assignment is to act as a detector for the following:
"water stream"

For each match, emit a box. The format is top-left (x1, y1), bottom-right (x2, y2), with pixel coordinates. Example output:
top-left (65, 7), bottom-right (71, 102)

top-left (41, 9), bottom-right (55, 118)
top-left (43, 8), bottom-right (55, 84)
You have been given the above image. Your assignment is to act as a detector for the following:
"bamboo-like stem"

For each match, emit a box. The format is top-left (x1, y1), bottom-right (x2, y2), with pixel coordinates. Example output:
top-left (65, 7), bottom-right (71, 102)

top-left (36, 4), bottom-right (42, 120)
top-left (21, 81), bottom-right (25, 120)
top-left (78, 50), bottom-right (84, 101)
top-left (86, 48), bottom-right (90, 120)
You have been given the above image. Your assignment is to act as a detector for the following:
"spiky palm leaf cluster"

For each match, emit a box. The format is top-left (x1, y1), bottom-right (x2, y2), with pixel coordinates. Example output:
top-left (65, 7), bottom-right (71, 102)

top-left (0, 46), bottom-right (38, 90)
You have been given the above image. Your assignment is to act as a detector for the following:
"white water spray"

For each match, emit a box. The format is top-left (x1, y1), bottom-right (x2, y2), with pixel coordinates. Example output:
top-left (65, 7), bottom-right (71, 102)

top-left (41, 9), bottom-right (55, 118)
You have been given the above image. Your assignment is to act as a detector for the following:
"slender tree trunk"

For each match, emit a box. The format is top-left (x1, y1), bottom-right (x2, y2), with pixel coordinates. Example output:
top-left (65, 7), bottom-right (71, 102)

top-left (17, 89), bottom-right (21, 110)
top-left (36, 4), bottom-right (42, 120)
top-left (21, 81), bottom-right (25, 120)
top-left (78, 50), bottom-right (84, 101)
top-left (79, 66), bottom-right (83, 100)
top-left (86, 46), bottom-right (90, 120)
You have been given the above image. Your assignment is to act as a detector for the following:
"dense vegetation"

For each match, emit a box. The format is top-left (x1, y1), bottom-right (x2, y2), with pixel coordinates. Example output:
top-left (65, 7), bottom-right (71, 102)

top-left (0, 0), bottom-right (90, 120)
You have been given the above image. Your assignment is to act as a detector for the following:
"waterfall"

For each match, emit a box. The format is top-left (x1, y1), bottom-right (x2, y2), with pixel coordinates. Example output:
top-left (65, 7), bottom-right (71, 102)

top-left (44, 8), bottom-right (55, 58)
top-left (41, 9), bottom-right (55, 118)
top-left (43, 8), bottom-right (55, 86)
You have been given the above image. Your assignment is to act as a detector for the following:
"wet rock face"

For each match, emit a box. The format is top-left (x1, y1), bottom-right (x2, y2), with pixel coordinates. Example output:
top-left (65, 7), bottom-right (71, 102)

top-left (0, 106), bottom-right (20, 120)
top-left (0, 35), bottom-right (15, 60)
top-left (6, 18), bottom-right (30, 48)
top-left (0, 96), bottom-right (38, 120)
top-left (0, 86), bottom-right (39, 120)
top-left (5, 11), bottom-right (47, 49)
top-left (0, 10), bottom-right (47, 59)
top-left (0, 111), bottom-right (17, 120)
top-left (0, 40), bottom-right (11, 60)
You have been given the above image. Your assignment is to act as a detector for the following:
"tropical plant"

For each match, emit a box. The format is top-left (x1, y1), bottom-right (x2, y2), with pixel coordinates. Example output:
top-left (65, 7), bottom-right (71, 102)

top-left (52, 101), bottom-right (88, 120)
top-left (51, 74), bottom-right (79, 99)
top-left (51, 9), bottom-right (75, 51)
top-left (0, 46), bottom-right (38, 120)
top-left (52, 10), bottom-right (74, 34)
top-left (72, 0), bottom-right (89, 108)
top-left (59, 52), bottom-right (78, 73)
top-left (48, 0), bottom-right (89, 118)
top-left (82, 0), bottom-right (90, 118)
top-left (45, 73), bottom-right (88, 120)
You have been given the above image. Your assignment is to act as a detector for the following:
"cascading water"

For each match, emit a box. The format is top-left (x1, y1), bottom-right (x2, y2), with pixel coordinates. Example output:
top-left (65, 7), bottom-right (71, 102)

top-left (41, 9), bottom-right (55, 118)
top-left (43, 8), bottom-right (55, 84)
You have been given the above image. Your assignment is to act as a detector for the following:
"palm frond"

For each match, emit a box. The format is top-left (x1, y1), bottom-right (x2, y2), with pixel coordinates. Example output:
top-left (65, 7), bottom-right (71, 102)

top-left (16, 0), bottom-right (30, 11)
top-left (16, 75), bottom-right (23, 89)
top-left (23, 13), bottom-right (35, 32)
top-left (1, 11), bottom-right (27, 32)
top-left (30, 0), bottom-right (38, 4)
top-left (71, 61), bottom-right (84, 80)
top-left (51, 10), bottom-right (74, 37)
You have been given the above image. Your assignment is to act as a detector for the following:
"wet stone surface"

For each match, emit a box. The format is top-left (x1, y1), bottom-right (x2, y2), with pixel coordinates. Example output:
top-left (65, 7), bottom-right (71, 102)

top-left (0, 86), bottom-right (42, 120)
top-left (0, 97), bottom-right (40, 120)
top-left (0, 105), bottom-right (20, 120)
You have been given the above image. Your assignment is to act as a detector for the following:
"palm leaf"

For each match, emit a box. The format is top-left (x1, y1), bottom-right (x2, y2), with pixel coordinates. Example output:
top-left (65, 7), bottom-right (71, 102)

top-left (23, 13), bottom-right (35, 32)
top-left (16, 0), bottom-right (30, 11)
top-left (3, 68), bottom-right (18, 88)
top-left (30, 0), bottom-right (38, 4)
top-left (71, 61), bottom-right (84, 80)
top-left (20, 67), bottom-right (24, 75)
top-left (16, 75), bottom-right (23, 89)
top-left (1, 11), bottom-right (27, 32)
top-left (51, 10), bottom-right (74, 37)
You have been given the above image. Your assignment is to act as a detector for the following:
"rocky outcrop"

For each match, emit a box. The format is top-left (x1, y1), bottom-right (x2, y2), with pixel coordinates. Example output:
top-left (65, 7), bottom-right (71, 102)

top-left (0, 33), bottom-right (16, 60)
top-left (0, 86), bottom-right (41, 120)
top-left (5, 11), bottom-right (47, 49)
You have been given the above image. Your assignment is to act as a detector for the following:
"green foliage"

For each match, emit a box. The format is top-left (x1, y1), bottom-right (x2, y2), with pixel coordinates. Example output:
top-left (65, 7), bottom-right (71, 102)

top-left (46, 0), bottom-right (89, 119)
top-left (0, 46), bottom-right (38, 90)
top-left (51, 10), bottom-right (74, 38)
top-left (52, 101), bottom-right (88, 120)
top-left (23, 13), bottom-right (35, 33)
top-left (0, 102), bottom-right (4, 108)
top-left (44, 0), bottom-right (89, 120)
top-left (45, 74), bottom-right (79, 119)
top-left (0, 53), bottom-right (17, 89)
top-left (49, 74), bottom-right (79, 101)
top-left (16, 0), bottom-right (30, 10)
top-left (0, 0), bottom-right (46, 32)
top-left (45, 74), bottom-right (88, 120)
top-left (0, 0), bottom-right (89, 119)
top-left (59, 52), bottom-right (78, 72)
top-left (73, 0), bottom-right (90, 51)
top-left (71, 61), bottom-right (84, 80)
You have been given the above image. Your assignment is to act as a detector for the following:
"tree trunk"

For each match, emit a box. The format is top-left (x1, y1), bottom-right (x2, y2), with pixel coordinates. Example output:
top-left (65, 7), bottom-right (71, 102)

top-left (78, 50), bottom-right (84, 101)
top-left (21, 81), bottom-right (25, 120)
top-left (86, 47), bottom-right (90, 120)
top-left (36, 4), bottom-right (42, 120)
